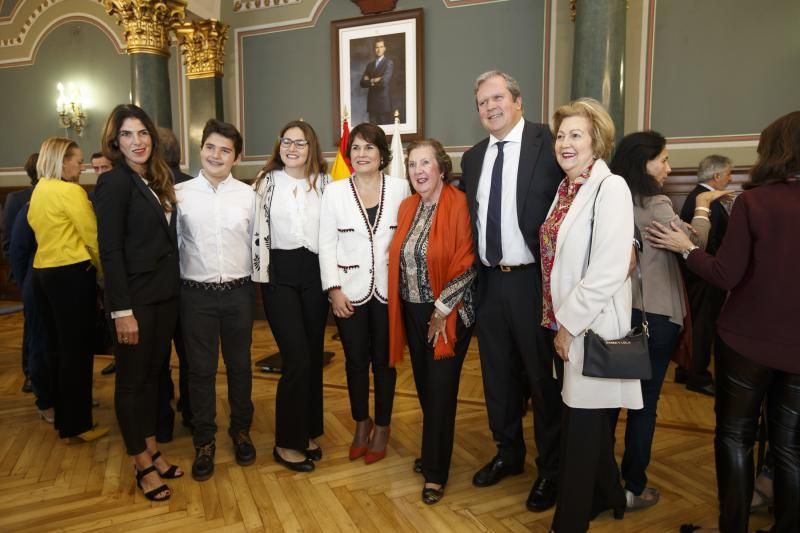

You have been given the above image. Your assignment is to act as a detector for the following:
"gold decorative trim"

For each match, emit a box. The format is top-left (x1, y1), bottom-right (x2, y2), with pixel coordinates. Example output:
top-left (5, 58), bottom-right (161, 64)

top-left (104, 0), bottom-right (186, 56)
top-left (175, 18), bottom-right (228, 79)
top-left (232, 0), bottom-right (302, 14)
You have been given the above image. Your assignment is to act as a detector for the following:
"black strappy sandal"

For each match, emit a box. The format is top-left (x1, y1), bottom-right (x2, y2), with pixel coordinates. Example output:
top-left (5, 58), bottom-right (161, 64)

top-left (150, 451), bottom-right (184, 479)
top-left (136, 465), bottom-right (171, 501)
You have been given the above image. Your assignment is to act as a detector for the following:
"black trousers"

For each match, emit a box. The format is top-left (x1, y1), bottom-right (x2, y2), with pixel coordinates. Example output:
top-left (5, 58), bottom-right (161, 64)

top-left (714, 337), bottom-right (800, 533)
top-left (262, 248), bottom-right (329, 451)
top-left (114, 299), bottom-right (177, 455)
top-left (173, 319), bottom-right (192, 426)
top-left (33, 261), bottom-right (96, 438)
top-left (181, 283), bottom-right (255, 447)
top-left (335, 297), bottom-right (395, 426)
top-left (153, 317), bottom-right (192, 441)
top-left (685, 276), bottom-right (725, 385)
top-left (476, 266), bottom-right (561, 478)
top-left (403, 301), bottom-right (473, 485)
top-left (22, 273), bottom-right (52, 410)
top-left (155, 346), bottom-right (176, 442)
top-left (551, 404), bottom-right (625, 533)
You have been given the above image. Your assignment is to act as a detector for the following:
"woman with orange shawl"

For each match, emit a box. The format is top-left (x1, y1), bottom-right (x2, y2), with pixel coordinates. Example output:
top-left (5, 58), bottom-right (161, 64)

top-left (388, 139), bottom-right (476, 505)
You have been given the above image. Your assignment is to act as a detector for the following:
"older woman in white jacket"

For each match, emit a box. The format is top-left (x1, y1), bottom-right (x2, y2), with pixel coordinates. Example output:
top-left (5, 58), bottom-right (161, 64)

top-left (539, 98), bottom-right (642, 533)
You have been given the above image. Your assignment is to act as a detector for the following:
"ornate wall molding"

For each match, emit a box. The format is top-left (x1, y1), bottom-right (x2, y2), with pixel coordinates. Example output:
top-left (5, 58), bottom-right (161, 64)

top-left (0, 13), bottom-right (124, 65)
top-left (232, 0), bottom-right (301, 14)
top-left (104, 0), bottom-right (186, 55)
top-left (0, 0), bottom-right (109, 47)
top-left (175, 18), bottom-right (228, 78)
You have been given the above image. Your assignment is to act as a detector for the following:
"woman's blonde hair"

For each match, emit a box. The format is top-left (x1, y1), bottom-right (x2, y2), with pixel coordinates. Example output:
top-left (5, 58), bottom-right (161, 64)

top-left (552, 97), bottom-right (615, 160)
top-left (37, 137), bottom-right (79, 180)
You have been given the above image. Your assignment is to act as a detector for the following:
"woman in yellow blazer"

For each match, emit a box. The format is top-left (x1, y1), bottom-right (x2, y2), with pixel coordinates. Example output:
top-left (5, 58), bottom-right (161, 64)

top-left (27, 137), bottom-right (108, 443)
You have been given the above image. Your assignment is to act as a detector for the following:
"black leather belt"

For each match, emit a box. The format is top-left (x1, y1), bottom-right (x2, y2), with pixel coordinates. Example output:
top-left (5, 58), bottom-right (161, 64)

top-left (181, 276), bottom-right (251, 291)
top-left (492, 263), bottom-right (534, 272)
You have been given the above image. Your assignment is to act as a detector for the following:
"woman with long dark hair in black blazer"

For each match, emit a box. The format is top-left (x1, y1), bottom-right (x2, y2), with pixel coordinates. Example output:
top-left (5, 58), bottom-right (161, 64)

top-left (252, 120), bottom-right (330, 472)
top-left (94, 104), bottom-right (183, 502)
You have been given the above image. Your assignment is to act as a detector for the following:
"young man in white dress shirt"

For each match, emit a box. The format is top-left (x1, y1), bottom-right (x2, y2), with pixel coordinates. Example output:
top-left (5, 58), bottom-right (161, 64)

top-left (175, 119), bottom-right (256, 481)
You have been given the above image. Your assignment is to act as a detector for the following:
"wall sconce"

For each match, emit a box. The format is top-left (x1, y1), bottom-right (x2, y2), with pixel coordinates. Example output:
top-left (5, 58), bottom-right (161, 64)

top-left (56, 82), bottom-right (87, 136)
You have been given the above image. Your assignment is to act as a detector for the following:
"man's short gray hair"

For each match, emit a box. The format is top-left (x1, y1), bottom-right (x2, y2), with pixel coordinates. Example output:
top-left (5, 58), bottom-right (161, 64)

top-left (473, 70), bottom-right (522, 102)
top-left (697, 154), bottom-right (732, 183)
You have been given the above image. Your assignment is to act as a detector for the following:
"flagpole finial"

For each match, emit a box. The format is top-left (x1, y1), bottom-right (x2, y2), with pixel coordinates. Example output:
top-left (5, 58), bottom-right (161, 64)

top-left (394, 109), bottom-right (400, 123)
top-left (343, 106), bottom-right (350, 123)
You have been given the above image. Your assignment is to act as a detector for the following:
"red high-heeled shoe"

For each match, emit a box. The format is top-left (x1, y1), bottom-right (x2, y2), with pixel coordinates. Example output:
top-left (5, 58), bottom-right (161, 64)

top-left (364, 426), bottom-right (390, 464)
top-left (349, 418), bottom-right (373, 460)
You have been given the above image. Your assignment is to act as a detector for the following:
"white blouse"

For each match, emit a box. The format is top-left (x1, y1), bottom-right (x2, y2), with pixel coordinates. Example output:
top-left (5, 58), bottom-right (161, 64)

top-left (270, 170), bottom-right (323, 253)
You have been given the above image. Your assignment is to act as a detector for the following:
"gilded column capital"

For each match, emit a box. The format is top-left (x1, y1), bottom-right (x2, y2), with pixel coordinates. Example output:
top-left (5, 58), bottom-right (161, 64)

top-left (104, 0), bottom-right (187, 56)
top-left (175, 19), bottom-right (229, 79)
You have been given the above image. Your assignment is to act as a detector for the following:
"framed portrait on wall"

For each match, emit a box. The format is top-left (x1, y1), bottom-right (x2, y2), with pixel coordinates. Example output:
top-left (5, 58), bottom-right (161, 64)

top-left (331, 9), bottom-right (424, 142)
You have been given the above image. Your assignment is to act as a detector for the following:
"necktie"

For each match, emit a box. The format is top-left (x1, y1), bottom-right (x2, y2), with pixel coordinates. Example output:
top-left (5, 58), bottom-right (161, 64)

top-left (485, 141), bottom-right (506, 267)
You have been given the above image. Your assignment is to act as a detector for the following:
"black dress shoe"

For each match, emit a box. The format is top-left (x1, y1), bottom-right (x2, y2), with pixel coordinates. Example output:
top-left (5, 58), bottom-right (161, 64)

top-left (422, 485), bottom-right (444, 505)
top-left (231, 430), bottom-right (256, 466)
top-left (472, 456), bottom-right (524, 487)
top-left (273, 447), bottom-right (315, 472)
top-left (526, 477), bottom-right (557, 512)
top-left (192, 441), bottom-right (216, 481)
top-left (21, 376), bottom-right (32, 393)
top-left (305, 446), bottom-right (322, 461)
top-left (686, 382), bottom-right (715, 397)
top-left (413, 457), bottom-right (422, 474)
top-left (101, 361), bottom-right (116, 375)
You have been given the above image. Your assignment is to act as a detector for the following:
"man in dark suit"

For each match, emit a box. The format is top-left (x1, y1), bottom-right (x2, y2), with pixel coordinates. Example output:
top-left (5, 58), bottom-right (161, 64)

top-left (359, 38), bottom-right (394, 124)
top-left (3, 153), bottom-right (38, 393)
top-left (678, 155), bottom-right (732, 396)
top-left (461, 70), bottom-right (562, 512)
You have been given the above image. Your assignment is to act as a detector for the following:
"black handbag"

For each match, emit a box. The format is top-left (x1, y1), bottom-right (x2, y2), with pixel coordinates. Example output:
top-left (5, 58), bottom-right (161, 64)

top-left (581, 179), bottom-right (652, 380)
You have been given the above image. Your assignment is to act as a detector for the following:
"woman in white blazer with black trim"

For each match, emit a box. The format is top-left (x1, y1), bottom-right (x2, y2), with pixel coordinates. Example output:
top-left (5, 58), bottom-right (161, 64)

top-left (318, 122), bottom-right (410, 464)
top-left (539, 99), bottom-right (642, 533)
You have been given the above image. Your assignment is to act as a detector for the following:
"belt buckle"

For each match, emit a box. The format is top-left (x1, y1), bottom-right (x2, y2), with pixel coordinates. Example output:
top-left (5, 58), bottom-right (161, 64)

top-left (499, 265), bottom-right (512, 272)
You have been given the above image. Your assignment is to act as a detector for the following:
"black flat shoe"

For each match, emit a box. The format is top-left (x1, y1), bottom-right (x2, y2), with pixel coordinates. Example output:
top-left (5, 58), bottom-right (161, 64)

top-left (526, 477), bottom-right (557, 512)
top-left (413, 457), bottom-right (422, 474)
top-left (472, 455), bottom-right (524, 487)
top-left (422, 485), bottom-right (444, 505)
top-left (273, 447), bottom-right (315, 472)
top-left (305, 446), bottom-right (322, 461)
top-left (679, 525), bottom-right (701, 533)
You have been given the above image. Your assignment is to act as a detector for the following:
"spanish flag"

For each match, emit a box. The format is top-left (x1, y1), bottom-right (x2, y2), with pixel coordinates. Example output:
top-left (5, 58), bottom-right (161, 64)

top-left (330, 118), bottom-right (352, 181)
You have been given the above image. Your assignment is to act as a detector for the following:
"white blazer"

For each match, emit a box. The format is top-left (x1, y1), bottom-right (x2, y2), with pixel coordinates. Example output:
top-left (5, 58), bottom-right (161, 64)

top-left (319, 175), bottom-right (410, 305)
top-left (548, 159), bottom-right (643, 409)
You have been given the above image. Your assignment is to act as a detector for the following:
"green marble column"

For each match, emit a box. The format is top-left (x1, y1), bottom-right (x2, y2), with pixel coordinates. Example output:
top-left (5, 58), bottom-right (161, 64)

top-left (130, 53), bottom-right (173, 129)
top-left (571, 0), bottom-right (626, 142)
top-left (188, 77), bottom-right (224, 173)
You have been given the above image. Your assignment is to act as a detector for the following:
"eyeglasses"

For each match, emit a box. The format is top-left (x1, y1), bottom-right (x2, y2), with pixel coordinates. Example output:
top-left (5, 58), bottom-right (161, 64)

top-left (280, 137), bottom-right (309, 149)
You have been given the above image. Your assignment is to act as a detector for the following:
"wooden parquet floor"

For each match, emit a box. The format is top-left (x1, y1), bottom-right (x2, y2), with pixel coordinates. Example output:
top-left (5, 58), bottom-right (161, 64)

top-left (0, 306), bottom-right (773, 532)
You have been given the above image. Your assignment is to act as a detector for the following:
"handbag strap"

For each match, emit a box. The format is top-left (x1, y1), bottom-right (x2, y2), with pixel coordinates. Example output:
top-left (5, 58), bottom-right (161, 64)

top-left (587, 177), bottom-right (649, 335)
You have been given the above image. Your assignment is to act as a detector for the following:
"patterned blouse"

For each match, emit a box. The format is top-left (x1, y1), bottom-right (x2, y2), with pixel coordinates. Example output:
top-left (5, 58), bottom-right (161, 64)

top-left (399, 201), bottom-right (477, 326)
top-left (539, 165), bottom-right (592, 330)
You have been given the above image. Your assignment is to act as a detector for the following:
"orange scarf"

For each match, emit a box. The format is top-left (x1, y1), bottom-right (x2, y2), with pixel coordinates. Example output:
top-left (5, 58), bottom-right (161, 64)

top-left (388, 184), bottom-right (475, 367)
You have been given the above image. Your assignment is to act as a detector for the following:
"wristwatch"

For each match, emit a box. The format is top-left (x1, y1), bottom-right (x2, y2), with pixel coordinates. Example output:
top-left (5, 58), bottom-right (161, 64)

top-left (681, 245), bottom-right (699, 260)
